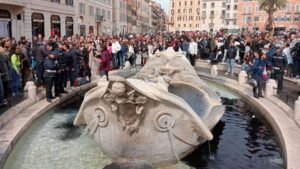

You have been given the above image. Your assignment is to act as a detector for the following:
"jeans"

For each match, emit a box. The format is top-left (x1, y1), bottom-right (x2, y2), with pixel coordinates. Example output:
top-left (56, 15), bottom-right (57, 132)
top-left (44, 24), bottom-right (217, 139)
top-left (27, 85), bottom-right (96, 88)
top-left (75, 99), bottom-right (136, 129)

top-left (227, 59), bottom-right (235, 74)
top-left (0, 77), bottom-right (4, 103)
top-left (11, 69), bottom-right (21, 95)
top-left (253, 74), bottom-right (264, 96)
top-left (112, 53), bottom-right (119, 68)
top-left (120, 53), bottom-right (126, 67)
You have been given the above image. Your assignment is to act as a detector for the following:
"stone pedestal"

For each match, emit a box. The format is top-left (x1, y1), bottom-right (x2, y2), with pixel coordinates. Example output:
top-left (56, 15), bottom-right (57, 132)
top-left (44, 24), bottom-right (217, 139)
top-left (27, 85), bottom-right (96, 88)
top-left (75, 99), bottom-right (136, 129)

top-left (265, 79), bottom-right (277, 98)
top-left (294, 97), bottom-right (300, 122)
top-left (238, 71), bottom-right (247, 85)
top-left (210, 65), bottom-right (218, 77)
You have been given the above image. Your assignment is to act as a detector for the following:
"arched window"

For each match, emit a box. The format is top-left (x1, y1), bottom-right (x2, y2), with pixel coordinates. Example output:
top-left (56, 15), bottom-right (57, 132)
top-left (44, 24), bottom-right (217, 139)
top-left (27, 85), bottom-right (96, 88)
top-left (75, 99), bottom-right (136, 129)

top-left (50, 15), bottom-right (61, 37)
top-left (89, 25), bottom-right (94, 35)
top-left (32, 13), bottom-right (44, 38)
top-left (65, 17), bottom-right (73, 37)
top-left (0, 9), bottom-right (12, 38)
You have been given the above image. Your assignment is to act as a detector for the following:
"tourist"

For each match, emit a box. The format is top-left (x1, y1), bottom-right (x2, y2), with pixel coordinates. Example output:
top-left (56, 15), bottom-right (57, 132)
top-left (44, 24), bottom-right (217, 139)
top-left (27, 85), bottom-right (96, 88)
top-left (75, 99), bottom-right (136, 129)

top-left (120, 40), bottom-right (128, 68)
top-left (241, 52), bottom-right (253, 74)
top-left (141, 41), bottom-right (148, 65)
top-left (10, 46), bottom-right (22, 96)
top-left (188, 38), bottom-right (198, 67)
top-left (93, 45), bottom-right (111, 81)
top-left (53, 42), bottom-right (68, 95)
top-left (282, 43), bottom-right (293, 77)
top-left (112, 37), bottom-right (121, 69)
top-left (252, 51), bottom-right (271, 98)
top-left (225, 41), bottom-right (237, 76)
top-left (43, 52), bottom-right (59, 103)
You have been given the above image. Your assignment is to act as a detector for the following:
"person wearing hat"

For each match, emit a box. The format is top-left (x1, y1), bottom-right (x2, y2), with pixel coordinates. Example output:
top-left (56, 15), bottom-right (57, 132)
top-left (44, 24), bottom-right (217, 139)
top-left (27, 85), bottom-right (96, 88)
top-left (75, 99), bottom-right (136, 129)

top-left (271, 45), bottom-right (286, 91)
top-left (44, 52), bottom-right (59, 103)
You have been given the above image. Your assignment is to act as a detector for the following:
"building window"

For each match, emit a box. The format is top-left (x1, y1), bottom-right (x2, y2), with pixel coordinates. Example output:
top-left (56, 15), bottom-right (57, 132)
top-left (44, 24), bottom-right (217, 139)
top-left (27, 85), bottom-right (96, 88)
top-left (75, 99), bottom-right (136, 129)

top-left (65, 17), bottom-right (73, 37)
top-left (89, 6), bottom-right (94, 16)
top-left (32, 13), bottom-right (44, 38)
top-left (203, 3), bottom-right (206, 9)
top-left (0, 9), bottom-right (11, 38)
top-left (51, 0), bottom-right (60, 3)
top-left (80, 25), bottom-right (85, 36)
top-left (178, 9), bottom-right (181, 13)
top-left (79, 3), bottom-right (85, 15)
top-left (89, 25), bottom-right (94, 35)
top-left (234, 5), bottom-right (237, 10)
top-left (190, 1), bottom-right (192, 5)
top-left (65, 0), bottom-right (73, 6)
top-left (295, 4), bottom-right (300, 12)
top-left (50, 15), bottom-right (61, 37)
top-left (211, 3), bottom-right (215, 8)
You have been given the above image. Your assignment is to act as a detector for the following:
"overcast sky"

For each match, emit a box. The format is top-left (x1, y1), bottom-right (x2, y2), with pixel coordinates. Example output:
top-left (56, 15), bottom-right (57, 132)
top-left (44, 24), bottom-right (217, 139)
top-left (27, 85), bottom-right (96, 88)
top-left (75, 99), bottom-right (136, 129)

top-left (154, 0), bottom-right (169, 13)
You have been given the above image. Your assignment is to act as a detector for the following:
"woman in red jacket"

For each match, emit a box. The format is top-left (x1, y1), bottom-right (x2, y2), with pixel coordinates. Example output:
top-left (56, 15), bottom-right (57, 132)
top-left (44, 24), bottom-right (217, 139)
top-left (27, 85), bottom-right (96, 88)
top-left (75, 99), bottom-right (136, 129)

top-left (93, 45), bottom-right (111, 81)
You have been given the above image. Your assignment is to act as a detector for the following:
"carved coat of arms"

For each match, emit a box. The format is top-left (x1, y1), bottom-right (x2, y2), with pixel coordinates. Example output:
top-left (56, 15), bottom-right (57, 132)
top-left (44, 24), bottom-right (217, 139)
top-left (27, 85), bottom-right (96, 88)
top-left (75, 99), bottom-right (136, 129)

top-left (103, 82), bottom-right (147, 135)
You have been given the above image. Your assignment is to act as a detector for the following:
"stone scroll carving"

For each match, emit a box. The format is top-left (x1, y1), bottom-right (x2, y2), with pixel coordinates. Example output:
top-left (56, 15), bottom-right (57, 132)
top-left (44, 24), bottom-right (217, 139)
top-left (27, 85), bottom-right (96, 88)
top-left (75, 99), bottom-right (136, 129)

top-left (103, 82), bottom-right (148, 135)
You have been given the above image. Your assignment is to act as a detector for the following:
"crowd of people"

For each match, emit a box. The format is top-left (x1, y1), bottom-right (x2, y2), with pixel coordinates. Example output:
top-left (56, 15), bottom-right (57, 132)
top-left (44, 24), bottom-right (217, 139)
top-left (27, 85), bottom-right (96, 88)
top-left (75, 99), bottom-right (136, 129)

top-left (0, 29), bottom-right (300, 105)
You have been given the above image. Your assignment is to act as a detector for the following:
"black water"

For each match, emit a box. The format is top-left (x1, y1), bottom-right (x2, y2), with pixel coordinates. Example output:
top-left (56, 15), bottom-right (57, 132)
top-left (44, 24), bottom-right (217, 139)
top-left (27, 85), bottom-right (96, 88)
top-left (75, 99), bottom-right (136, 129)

top-left (182, 97), bottom-right (283, 169)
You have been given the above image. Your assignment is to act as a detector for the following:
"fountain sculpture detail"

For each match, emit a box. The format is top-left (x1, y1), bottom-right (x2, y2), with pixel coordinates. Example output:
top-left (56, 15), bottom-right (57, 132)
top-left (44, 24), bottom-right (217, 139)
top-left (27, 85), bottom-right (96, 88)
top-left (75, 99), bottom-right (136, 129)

top-left (74, 48), bottom-right (225, 167)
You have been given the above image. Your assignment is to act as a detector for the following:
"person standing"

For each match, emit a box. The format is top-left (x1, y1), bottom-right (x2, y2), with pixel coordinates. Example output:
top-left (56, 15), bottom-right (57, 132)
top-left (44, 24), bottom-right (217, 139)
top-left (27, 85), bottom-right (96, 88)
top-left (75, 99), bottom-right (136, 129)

top-left (112, 38), bottom-right (121, 69)
top-left (188, 38), bottom-right (198, 67)
top-left (43, 52), bottom-right (59, 102)
top-left (93, 45), bottom-right (111, 81)
top-left (71, 43), bottom-right (83, 88)
top-left (283, 43), bottom-right (293, 77)
top-left (272, 47), bottom-right (286, 91)
top-left (252, 51), bottom-right (271, 98)
top-left (226, 41), bottom-right (237, 76)
top-left (53, 42), bottom-right (68, 95)
top-left (11, 46), bottom-right (22, 96)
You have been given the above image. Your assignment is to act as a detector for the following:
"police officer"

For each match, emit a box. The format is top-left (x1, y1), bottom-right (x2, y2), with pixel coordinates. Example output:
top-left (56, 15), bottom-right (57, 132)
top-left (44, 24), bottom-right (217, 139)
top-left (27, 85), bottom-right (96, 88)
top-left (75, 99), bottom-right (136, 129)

top-left (44, 52), bottom-right (59, 103)
top-left (53, 42), bottom-right (68, 95)
top-left (272, 45), bottom-right (286, 91)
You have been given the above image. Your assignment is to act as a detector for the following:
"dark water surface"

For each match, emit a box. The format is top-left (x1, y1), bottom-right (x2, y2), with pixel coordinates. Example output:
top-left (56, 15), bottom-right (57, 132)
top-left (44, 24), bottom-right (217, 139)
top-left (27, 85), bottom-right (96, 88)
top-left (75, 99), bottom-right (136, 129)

top-left (182, 96), bottom-right (283, 169)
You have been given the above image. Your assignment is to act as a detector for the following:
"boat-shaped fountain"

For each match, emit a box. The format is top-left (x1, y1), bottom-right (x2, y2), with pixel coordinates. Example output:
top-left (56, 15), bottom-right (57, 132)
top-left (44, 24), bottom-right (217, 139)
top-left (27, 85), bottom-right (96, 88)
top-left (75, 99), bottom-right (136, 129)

top-left (73, 48), bottom-right (225, 167)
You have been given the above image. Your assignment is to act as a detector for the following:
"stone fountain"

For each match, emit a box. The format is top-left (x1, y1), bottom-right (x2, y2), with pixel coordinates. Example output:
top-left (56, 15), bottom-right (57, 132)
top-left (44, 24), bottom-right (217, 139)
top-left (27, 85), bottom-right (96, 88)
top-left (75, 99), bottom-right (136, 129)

top-left (74, 48), bottom-right (225, 167)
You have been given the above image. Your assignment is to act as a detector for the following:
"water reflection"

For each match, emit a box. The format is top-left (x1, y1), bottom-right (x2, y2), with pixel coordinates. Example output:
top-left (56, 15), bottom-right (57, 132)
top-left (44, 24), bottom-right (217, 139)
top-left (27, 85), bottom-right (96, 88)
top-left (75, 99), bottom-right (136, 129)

top-left (182, 97), bottom-right (283, 169)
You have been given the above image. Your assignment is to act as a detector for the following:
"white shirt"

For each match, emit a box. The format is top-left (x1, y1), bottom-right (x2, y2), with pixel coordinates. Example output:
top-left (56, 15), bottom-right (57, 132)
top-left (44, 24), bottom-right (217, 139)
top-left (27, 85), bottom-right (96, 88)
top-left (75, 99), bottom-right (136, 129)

top-left (188, 41), bottom-right (198, 55)
top-left (112, 41), bottom-right (121, 54)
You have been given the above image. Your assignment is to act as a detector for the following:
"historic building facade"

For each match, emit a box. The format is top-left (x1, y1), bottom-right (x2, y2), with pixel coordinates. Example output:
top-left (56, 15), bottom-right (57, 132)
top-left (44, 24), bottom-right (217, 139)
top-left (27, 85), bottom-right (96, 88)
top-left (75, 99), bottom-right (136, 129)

top-left (168, 0), bottom-right (240, 32)
top-left (237, 0), bottom-right (300, 32)
top-left (77, 0), bottom-right (113, 36)
top-left (150, 1), bottom-right (167, 32)
top-left (0, 0), bottom-right (76, 40)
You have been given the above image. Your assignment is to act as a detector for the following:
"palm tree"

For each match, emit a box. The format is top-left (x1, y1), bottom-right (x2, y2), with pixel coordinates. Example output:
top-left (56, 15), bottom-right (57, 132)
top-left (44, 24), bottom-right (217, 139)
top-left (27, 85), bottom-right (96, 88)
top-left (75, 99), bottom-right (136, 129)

top-left (259, 0), bottom-right (287, 36)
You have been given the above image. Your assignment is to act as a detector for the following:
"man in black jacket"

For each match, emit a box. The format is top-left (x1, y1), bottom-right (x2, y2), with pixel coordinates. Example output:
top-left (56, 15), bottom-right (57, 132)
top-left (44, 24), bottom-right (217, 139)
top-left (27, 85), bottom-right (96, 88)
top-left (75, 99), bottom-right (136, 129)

top-left (43, 52), bottom-right (59, 103)
top-left (53, 42), bottom-right (68, 96)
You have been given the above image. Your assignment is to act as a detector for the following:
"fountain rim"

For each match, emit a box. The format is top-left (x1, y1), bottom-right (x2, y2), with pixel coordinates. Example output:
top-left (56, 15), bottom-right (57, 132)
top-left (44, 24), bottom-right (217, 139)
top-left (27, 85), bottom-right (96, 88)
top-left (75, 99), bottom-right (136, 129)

top-left (0, 72), bottom-right (297, 169)
top-left (197, 70), bottom-right (300, 169)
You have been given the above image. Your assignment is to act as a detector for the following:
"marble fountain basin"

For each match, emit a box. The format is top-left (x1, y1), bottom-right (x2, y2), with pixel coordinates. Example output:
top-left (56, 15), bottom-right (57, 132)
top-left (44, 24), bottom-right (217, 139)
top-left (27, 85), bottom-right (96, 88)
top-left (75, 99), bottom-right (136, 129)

top-left (73, 48), bottom-right (225, 167)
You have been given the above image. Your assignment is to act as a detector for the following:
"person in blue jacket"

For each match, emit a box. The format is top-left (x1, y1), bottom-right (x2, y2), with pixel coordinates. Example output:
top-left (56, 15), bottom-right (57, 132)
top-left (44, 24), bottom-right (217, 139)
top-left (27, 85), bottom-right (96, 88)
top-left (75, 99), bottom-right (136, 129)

top-left (251, 51), bottom-right (272, 98)
top-left (43, 52), bottom-right (59, 102)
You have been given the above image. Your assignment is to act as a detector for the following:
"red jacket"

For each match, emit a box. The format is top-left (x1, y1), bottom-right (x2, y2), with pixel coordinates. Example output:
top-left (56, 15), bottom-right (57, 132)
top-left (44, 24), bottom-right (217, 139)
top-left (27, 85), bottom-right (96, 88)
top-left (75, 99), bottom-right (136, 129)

top-left (99, 50), bottom-right (111, 71)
